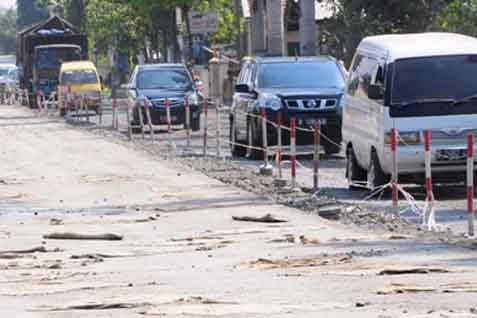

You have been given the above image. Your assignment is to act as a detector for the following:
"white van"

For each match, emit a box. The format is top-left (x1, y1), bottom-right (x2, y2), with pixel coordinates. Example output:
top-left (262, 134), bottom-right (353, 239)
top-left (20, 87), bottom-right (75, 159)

top-left (342, 33), bottom-right (477, 189)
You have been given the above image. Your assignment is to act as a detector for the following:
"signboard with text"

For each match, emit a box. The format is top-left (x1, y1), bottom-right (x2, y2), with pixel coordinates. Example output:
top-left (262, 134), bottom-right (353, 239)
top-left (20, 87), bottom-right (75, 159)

top-left (188, 11), bottom-right (218, 34)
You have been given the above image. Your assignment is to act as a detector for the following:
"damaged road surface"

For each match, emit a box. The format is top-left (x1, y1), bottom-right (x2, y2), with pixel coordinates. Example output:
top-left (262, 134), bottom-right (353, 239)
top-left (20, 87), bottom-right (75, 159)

top-left (2, 105), bottom-right (477, 317)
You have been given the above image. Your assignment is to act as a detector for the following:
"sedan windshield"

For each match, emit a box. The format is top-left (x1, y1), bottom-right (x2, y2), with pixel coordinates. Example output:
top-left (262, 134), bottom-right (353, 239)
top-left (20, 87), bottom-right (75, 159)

top-left (392, 55), bottom-right (477, 104)
top-left (258, 62), bottom-right (345, 89)
top-left (137, 69), bottom-right (192, 90)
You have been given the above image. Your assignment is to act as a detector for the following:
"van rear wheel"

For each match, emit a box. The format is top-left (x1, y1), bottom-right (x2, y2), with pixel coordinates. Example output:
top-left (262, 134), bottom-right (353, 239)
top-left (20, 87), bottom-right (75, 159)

top-left (367, 150), bottom-right (390, 190)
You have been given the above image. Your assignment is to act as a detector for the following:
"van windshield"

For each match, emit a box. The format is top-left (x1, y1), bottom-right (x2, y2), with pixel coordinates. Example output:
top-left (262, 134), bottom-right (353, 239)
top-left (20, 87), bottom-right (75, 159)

top-left (62, 70), bottom-right (98, 85)
top-left (390, 55), bottom-right (477, 116)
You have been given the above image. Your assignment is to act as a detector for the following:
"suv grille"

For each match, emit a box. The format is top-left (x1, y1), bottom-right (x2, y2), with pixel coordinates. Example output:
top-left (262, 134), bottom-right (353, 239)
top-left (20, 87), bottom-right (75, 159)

top-left (283, 97), bottom-right (337, 109)
top-left (151, 98), bottom-right (183, 108)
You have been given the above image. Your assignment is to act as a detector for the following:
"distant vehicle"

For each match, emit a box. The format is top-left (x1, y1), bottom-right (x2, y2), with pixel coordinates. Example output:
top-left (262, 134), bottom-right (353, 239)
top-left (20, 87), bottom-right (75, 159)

top-left (58, 61), bottom-right (102, 116)
top-left (16, 16), bottom-right (88, 107)
top-left (230, 56), bottom-right (346, 159)
top-left (0, 64), bottom-right (18, 102)
top-left (342, 33), bottom-right (477, 190)
top-left (126, 64), bottom-right (203, 131)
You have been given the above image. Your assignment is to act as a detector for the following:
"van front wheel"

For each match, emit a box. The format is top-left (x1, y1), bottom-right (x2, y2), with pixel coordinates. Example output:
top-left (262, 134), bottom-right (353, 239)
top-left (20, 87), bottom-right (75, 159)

top-left (367, 150), bottom-right (390, 190)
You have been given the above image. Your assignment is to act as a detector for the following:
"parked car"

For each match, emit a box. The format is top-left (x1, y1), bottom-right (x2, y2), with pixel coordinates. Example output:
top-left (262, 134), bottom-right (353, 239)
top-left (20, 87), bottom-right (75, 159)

top-left (230, 56), bottom-right (346, 159)
top-left (58, 61), bottom-right (102, 116)
top-left (127, 64), bottom-right (203, 131)
top-left (342, 32), bottom-right (477, 190)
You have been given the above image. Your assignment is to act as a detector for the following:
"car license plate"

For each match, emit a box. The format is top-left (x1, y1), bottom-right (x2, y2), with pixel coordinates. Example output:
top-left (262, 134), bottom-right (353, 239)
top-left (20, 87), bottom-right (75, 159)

top-left (161, 116), bottom-right (178, 122)
top-left (436, 148), bottom-right (467, 161)
top-left (300, 118), bottom-right (327, 126)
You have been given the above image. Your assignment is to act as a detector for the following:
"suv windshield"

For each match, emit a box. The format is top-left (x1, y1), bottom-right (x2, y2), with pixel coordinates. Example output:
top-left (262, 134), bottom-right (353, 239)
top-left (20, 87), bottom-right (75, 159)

top-left (62, 69), bottom-right (98, 85)
top-left (137, 69), bottom-right (192, 90)
top-left (258, 62), bottom-right (344, 89)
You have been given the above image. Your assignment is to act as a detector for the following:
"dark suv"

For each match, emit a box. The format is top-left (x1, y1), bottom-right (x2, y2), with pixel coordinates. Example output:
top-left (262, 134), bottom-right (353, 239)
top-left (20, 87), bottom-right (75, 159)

top-left (127, 64), bottom-right (203, 131)
top-left (230, 56), bottom-right (346, 159)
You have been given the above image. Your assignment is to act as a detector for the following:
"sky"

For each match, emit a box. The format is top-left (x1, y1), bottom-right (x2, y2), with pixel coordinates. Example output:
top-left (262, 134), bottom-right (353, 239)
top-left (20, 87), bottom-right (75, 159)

top-left (0, 0), bottom-right (16, 9)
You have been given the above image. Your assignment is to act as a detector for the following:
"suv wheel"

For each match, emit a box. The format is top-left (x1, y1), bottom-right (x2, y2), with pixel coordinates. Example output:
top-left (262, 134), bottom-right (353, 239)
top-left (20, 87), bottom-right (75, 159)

top-left (346, 146), bottom-right (366, 190)
top-left (230, 117), bottom-right (246, 157)
top-left (190, 116), bottom-right (201, 132)
top-left (367, 150), bottom-right (390, 190)
top-left (246, 119), bottom-right (263, 160)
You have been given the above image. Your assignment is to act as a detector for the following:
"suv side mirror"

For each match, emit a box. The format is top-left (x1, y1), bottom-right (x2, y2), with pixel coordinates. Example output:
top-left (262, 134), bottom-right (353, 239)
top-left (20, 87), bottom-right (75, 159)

top-left (368, 84), bottom-right (383, 100)
top-left (235, 83), bottom-right (252, 94)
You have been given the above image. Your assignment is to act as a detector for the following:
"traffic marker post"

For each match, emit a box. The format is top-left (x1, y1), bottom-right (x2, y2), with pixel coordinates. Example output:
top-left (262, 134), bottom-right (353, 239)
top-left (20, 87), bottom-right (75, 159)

top-left (291, 117), bottom-right (297, 189)
top-left (126, 99), bottom-right (132, 140)
top-left (138, 102), bottom-right (145, 139)
top-left (277, 111), bottom-right (283, 179)
top-left (467, 133), bottom-right (475, 237)
top-left (216, 98), bottom-right (221, 158)
top-left (261, 107), bottom-right (269, 165)
top-left (185, 97), bottom-right (191, 149)
top-left (203, 99), bottom-right (209, 156)
top-left (145, 99), bottom-right (154, 141)
top-left (313, 121), bottom-right (321, 192)
top-left (112, 98), bottom-right (118, 129)
top-left (391, 128), bottom-right (399, 215)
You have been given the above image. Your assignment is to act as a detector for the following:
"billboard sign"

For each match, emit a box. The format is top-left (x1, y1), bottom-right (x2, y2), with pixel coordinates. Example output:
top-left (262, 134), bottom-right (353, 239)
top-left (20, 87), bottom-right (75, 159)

top-left (188, 11), bottom-right (218, 34)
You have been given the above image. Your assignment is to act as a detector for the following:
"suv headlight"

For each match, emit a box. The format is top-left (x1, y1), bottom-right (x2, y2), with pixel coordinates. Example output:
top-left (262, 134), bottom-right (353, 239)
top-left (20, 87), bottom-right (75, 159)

top-left (259, 94), bottom-right (282, 111)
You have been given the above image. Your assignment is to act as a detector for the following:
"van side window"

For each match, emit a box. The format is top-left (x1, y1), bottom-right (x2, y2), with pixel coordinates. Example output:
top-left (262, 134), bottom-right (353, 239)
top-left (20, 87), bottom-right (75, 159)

top-left (352, 56), bottom-right (380, 98)
top-left (347, 54), bottom-right (363, 96)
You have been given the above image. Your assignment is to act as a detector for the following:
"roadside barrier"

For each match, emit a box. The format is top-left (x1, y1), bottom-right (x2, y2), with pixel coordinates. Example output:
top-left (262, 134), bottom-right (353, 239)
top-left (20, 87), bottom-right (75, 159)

top-left (185, 97), bottom-right (191, 149)
top-left (468, 133), bottom-right (475, 237)
top-left (313, 122), bottom-right (321, 192)
top-left (166, 98), bottom-right (171, 147)
top-left (290, 117), bottom-right (297, 189)
top-left (203, 99), bottom-right (209, 156)
top-left (390, 128), bottom-right (399, 215)
top-left (216, 98), bottom-right (221, 158)
top-left (423, 129), bottom-right (436, 230)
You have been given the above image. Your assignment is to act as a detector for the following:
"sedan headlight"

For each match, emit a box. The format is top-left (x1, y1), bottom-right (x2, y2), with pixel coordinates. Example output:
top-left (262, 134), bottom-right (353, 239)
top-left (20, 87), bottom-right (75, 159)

top-left (385, 131), bottom-right (421, 145)
top-left (259, 94), bottom-right (282, 111)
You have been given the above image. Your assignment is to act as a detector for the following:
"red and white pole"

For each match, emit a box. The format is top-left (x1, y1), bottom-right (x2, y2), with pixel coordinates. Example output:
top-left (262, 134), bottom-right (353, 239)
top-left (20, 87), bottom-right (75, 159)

top-left (166, 98), bottom-right (172, 147)
top-left (261, 107), bottom-right (268, 165)
top-left (467, 133), bottom-right (474, 237)
top-left (184, 97), bottom-right (191, 148)
top-left (203, 99), bottom-right (208, 156)
top-left (424, 130), bottom-right (434, 202)
top-left (391, 128), bottom-right (399, 215)
top-left (313, 121), bottom-right (321, 192)
top-left (112, 98), bottom-right (118, 129)
top-left (277, 111), bottom-right (283, 179)
top-left (291, 117), bottom-right (297, 189)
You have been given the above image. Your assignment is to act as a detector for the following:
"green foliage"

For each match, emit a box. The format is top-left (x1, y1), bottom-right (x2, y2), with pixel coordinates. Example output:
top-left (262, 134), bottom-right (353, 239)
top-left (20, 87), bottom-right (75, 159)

top-left (0, 7), bottom-right (17, 54)
top-left (438, 0), bottom-right (477, 36)
top-left (198, 0), bottom-right (240, 44)
top-left (17, 0), bottom-right (49, 29)
top-left (321, 0), bottom-right (453, 65)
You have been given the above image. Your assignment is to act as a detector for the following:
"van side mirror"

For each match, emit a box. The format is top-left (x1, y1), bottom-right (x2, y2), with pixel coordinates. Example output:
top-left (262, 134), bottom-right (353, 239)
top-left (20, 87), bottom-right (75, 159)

top-left (368, 84), bottom-right (383, 100)
top-left (235, 83), bottom-right (252, 94)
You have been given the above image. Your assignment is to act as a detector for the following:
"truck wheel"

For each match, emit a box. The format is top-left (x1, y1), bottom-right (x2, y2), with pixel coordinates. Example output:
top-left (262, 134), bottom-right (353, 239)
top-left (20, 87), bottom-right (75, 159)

top-left (346, 146), bottom-right (367, 190)
top-left (368, 150), bottom-right (390, 190)
top-left (230, 117), bottom-right (246, 157)
top-left (246, 119), bottom-right (263, 160)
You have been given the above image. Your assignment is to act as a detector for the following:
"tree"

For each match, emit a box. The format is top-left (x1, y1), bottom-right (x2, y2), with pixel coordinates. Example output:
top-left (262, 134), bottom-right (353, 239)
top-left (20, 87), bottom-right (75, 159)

top-left (17, 0), bottom-right (49, 29)
top-left (321, 0), bottom-right (454, 66)
top-left (438, 0), bottom-right (477, 36)
top-left (0, 7), bottom-right (17, 54)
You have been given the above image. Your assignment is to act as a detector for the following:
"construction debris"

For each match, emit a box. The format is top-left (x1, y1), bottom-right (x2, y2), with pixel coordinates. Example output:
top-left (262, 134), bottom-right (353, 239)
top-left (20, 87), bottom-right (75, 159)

top-left (43, 233), bottom-right (123, 241)
top-left (378, 267), bottom-right (451, 275)
top-left (232, 214), bottom-right (287, 223)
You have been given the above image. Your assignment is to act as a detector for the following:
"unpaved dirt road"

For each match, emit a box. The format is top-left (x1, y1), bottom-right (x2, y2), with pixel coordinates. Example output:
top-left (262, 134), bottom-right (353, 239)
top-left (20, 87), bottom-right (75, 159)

top-left (2, 104), bottom-right (477, 317)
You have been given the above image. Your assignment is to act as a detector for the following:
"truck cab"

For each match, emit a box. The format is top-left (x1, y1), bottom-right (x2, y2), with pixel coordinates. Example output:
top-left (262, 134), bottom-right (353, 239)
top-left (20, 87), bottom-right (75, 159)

top-left (33, 44), bottom-right (82, 97)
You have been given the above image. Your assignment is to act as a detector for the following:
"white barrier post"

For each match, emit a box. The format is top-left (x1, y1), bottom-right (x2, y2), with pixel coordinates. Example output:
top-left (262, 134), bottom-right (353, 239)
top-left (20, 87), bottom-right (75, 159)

top-left (468, 133), bottom-right (474, 237)
top-left (424, 129), bottom-right (434, 227)
top-left (261, 107), bottom-right (268, 166)
top-left (126, 99), bottom-right (132, 140)
top-left (313, 121), bottom-right (321, 192)
top-left (203, 99), bottom-right (208, 156)
top-left (291, 117), bottom-right (297, 189)
top-left (391, 128), bottom-right (399, 215)
top-left (216, 98), bottom-right (221, 158)
top-left (25, 89), bottom-right (29, 107)
top-left (277, 111), bottom-right (283, 179)
top-left (185, 97), bottom-right (191, 149)
top-left (138, 102), bottom-right (145, 139)
top-left (166, 98), bottom-right (171, 147)
top-left (144, 99), bottom-right (154, 140)
top-left (36, 91), bottom-right (41, 112)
